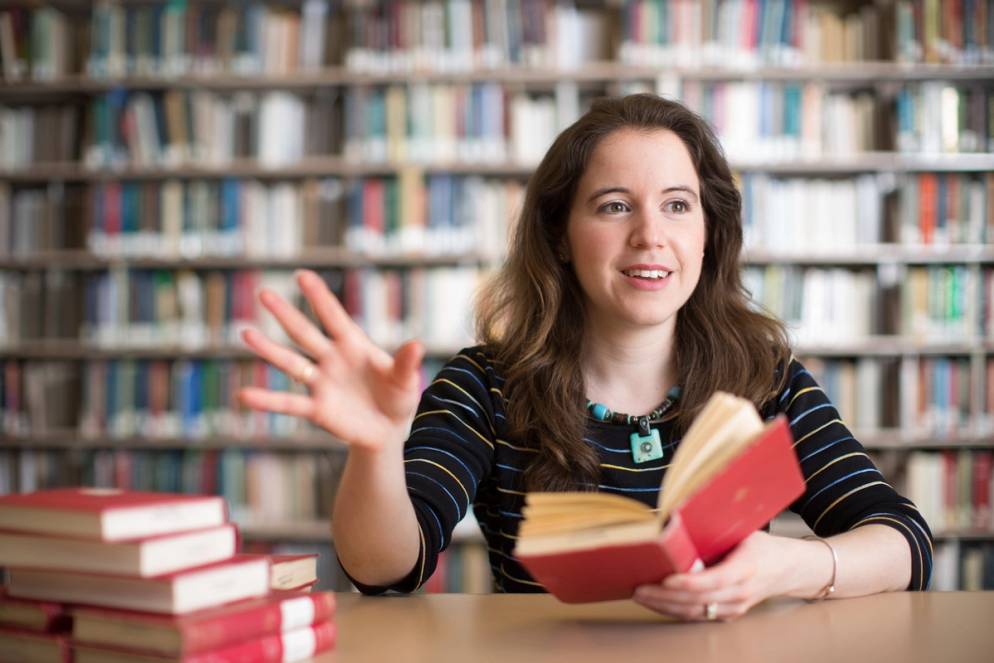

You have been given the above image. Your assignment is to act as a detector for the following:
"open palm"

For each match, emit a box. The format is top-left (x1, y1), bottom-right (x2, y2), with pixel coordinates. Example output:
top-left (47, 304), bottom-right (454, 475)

top-left (238, 270), bottom-right (424, 452)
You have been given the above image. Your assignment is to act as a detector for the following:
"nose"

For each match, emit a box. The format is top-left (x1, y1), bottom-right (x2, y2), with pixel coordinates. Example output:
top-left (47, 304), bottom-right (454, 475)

top-left (628, 208), bottom-right (666, 249)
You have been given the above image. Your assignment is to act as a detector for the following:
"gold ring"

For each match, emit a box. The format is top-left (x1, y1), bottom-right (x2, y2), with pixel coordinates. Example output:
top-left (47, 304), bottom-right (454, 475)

top-left (704, 602), bottom-right (718, 621)
top-left (295, 362), bottom-right (316, 385)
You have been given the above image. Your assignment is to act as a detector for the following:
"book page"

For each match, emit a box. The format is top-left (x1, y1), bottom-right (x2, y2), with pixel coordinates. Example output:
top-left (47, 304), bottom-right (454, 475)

top-left (656, 393), bottom-right (764, 520)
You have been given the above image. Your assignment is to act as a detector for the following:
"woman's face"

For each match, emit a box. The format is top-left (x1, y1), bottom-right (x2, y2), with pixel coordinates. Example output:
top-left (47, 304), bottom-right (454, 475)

top-left (565, 127), bottom-right (707, 336)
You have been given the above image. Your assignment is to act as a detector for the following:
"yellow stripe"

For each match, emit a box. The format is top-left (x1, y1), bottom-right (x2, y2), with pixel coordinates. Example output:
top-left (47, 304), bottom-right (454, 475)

top-left (600, 462), bottom-right (670, 473)
top-left (405, 458), bottom-right (470, 504)
top-left (787, 386), bottom-right (822, 409)
top-left (489, 386), bottom-right (504, 397)
top-left (488, 546), bottom-right (518, 561)
top-left (895, 503), bottom-right (935, 557)
top-left (412, 408), bottom-right (495, 449)
top-left (497, 438), bottom-right (537, 453)
top-left (813, 481), bottom-right (888, 530)
top-left (499, 563), bottom-right (544, 587)
top-left (497, 486), bottom-right (526, 496)
top-left (429, 378), bottom-right (489, 418)
top-left (805, 452), bottom-right (869, 484)
top-left (852, 517), bottom-right (925, 590)
top-left (498, 529), bottom-right (519, 540)
top-left (793, 418), bottom-right (844, 447)
top-left (456, 353), bottom-right (485, 374)
top-left (415, 522), bottom-right (426, 587)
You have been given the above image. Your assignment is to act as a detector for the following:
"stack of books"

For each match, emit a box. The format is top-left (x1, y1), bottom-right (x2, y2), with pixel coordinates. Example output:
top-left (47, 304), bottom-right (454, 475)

top-left (0, 487), bottom-right (335, 662)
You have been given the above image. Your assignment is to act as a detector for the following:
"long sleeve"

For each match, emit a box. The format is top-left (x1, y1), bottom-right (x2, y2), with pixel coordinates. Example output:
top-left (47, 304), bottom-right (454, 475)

top-left (771, 358), bottom-right (934, 590)
top-left (342, 348), bottom-right (498, 594)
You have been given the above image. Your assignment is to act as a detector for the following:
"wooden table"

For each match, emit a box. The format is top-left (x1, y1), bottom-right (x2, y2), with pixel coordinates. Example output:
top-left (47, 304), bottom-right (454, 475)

top-left (312, 591), bottom-right (994, 663)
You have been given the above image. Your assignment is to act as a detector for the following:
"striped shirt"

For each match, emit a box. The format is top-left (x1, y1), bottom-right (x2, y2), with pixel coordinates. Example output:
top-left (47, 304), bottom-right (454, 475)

top-left (344, 346), bottom-right (933, 594)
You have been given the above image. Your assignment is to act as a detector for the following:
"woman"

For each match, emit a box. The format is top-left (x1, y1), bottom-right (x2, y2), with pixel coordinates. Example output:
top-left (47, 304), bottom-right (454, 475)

top-left (239, 94), bottom-right (932, 621)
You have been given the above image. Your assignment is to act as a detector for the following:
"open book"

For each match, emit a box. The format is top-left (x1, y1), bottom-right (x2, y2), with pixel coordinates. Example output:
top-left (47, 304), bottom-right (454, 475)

top-left (514, 392), bottom-right (806, 603)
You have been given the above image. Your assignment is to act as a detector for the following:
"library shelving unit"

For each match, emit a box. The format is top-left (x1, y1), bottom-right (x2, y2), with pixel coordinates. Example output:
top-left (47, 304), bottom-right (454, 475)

top-left (1, 0), bottom-right (993, 591)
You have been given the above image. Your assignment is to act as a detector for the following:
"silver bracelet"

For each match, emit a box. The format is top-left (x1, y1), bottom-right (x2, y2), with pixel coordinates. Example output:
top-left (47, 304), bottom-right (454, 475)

top-left (802, 535), bottom-right (838, 600)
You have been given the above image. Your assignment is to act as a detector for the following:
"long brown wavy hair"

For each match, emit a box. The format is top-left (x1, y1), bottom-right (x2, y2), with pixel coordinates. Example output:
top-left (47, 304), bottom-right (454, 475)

top-left (476, 93), bottom-right (791, 492)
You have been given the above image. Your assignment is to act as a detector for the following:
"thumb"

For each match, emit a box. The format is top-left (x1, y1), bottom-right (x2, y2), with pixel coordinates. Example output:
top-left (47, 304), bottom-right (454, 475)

top-left (392, 340), bottom-right (425, 387)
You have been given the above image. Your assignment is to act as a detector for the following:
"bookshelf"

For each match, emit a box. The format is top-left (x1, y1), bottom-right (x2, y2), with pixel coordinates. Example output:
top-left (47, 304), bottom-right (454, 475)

top-left (1, 0), bottom-right (993, 591)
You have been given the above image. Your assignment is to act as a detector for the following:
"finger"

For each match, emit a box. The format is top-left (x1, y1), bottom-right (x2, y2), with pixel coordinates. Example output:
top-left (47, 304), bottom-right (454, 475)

top-left (295, 270), bottom-right (361, 346)
top-left (662, 561), bottom-right (752, 593)
top-left (238, 387), bottom-right (315, 419)
top-left (632, 593), bottom-right (710, 622)
top-left (241, 328), bottom-right (316, 383)
top-left (634, 581), bottom-right (752, 607)
top-left (258, 287), bottom-right (333, 358)
top-left (392, 340), bottom-right (425, 387)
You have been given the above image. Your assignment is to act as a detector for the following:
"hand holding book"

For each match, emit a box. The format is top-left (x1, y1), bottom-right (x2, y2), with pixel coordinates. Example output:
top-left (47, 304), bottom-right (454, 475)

top-left (515, 392), bottom-right (806, 604)
top-left (238, 269), bottom-right (425, 453)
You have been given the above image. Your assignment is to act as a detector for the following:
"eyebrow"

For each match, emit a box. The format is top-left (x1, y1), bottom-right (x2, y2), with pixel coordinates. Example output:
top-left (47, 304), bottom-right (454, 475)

top-left (587, 186), bottom-right (700, 204)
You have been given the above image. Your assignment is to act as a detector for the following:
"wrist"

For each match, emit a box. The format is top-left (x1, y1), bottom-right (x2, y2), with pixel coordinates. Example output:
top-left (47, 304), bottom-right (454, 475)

top-left (785, 536), bottom-right (838, 600)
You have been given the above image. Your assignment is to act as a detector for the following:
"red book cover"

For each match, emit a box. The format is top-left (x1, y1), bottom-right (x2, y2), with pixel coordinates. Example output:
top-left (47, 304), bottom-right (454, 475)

top-left (0, 488), bottom-right (227, 541)
top-left (73, 620), bottom-right (336, 663)
top-left (919, 173), bottom-right (937, 245)
top-left (516, 417), bottom-right (805, 603)
top-left (0, 626), bottom-right (71, 663)
top-left (6, 555), bottom-right (270, 615)
top-left (943, 449), bottom-right (957, 528)
top-left (0, 590), bottom-right (71, 633)
top-left (0, 524), bottom-right (237, 577)
top-left (72, 591), bottom-right (335, 656)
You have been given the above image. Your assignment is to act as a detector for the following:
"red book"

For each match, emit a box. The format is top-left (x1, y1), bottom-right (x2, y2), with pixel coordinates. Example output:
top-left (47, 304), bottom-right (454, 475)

top-left (0, 626), bottom-right (71, 663)
top-left (5, 556), bottom-right (270, 615)
top-left (0, 488), bottom-right (227, 542)
top-left (73, 620), bottom-right (336, 663)
top-left (72, 592), bottom-right (335, 656)
top-left (0, 591), bottom-right (70, 633)
top-left (516, 394), bottom-right (805, 603)
top-left (0, 524), bottom-right (237, 577)
top-left (973, 451), bottom-right (992, 530)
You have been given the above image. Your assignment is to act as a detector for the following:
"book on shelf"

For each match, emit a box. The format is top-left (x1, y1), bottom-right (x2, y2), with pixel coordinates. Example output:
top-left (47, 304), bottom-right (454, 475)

top-left (0, 626), bottom-right (70, 663)
top-left (514, 392), bottom-right (805, 603)
top-left (266, 553), bottom-right (318, 591)
top-left (0, 524), bottom-right (238, 577)
top-left (71, 591), bottom-right (335, 657)
top-left (5, 555), bottom-right (270, 615)
top-left (72, 620), bottom-right (336, 663)
top-left (0, 488), bottom-right (226, 541)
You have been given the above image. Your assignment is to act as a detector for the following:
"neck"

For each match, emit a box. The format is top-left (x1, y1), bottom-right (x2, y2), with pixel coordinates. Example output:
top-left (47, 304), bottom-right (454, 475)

top-left (581, 316), bottom-right (677, 416)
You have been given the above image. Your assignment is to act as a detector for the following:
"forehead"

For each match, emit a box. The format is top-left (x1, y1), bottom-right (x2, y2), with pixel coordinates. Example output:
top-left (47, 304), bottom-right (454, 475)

top-left (579, 128), bottom-right (700, 191)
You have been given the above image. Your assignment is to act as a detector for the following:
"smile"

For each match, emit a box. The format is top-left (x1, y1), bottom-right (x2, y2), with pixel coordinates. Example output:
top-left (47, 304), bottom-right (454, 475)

top-left (621, 269), bottom-right (672, 280)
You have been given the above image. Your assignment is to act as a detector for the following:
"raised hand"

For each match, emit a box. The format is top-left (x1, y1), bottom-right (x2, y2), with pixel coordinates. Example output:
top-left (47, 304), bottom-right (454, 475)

top-left (238, 269), bottom-right (425, 453)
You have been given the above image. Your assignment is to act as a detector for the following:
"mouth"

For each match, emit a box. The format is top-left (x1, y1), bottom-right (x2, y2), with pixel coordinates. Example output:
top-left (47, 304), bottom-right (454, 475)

top-left (621, 268), bottom-right (672, 281)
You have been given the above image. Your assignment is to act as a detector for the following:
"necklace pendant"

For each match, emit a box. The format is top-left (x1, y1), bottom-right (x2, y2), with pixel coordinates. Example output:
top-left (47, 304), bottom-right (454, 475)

top-left (630, 428), bottom-right (663, 464)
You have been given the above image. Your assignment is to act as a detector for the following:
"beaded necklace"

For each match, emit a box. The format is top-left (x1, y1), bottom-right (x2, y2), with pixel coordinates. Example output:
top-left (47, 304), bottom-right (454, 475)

top-left (585, 385), bottom-right (681, 464)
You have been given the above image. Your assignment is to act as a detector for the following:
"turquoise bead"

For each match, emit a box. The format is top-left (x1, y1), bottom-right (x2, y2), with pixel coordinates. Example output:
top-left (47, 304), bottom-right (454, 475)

top-left (590, 403), bottom-right (611, 421)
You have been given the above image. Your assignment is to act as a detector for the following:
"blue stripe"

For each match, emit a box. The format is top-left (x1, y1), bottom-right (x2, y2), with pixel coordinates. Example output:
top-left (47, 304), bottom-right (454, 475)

top-left (798, 436), bottom-right (855, 464)
top-left (597, 484), bottom-right (661, 494)
top-left (405, 445), bottom-right (477, 484)
top-left (499, 509), bottom-right (523, 519)
top-left (427, 394), bottom-right (482, 420)
top-left (800, 468), bottom-right (881, 514)
top-left (496, 463), bottom-right (523, 473)
top-left (779, 368), bottom-right (812, 404)
top-left (410, 425), bottom-right (472, 446)
top-left (583, 437), bottom-right (630, 454)
top-left (406, 470), bottom-right (463, 519)
top-left (442, 365), bottom-right (488, 392)
top-left (409, 487), bottom-right (447, 547)
top-left (789, 403), bottom-right (835, 428)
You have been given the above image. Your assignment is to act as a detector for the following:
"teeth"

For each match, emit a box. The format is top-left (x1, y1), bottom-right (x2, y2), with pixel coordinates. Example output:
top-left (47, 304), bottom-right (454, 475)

top-left (624, 269), bottom-right (671, 279)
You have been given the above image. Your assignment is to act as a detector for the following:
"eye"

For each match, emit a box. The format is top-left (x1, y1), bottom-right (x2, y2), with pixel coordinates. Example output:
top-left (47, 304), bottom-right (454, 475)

top-left (599, 201), bottom-right (630, 214)
top-left (665, 199), bottom-right (691, 214)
